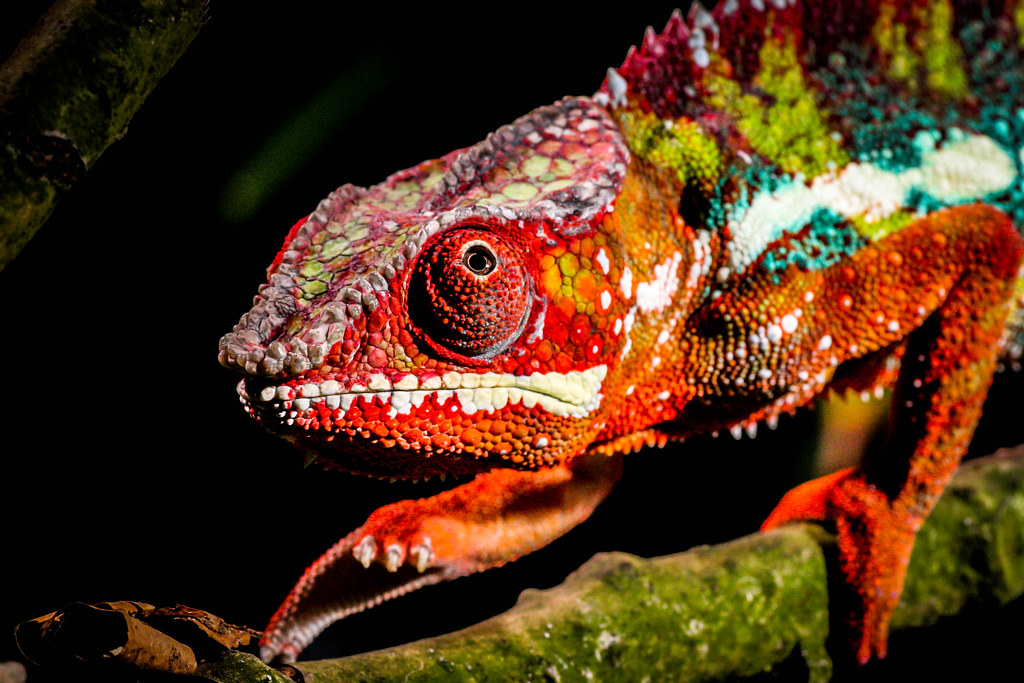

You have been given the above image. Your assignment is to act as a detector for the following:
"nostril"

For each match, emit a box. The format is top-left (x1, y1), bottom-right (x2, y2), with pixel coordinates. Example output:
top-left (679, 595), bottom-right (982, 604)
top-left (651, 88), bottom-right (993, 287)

top-left (219, 331), bottom-right (266, 373)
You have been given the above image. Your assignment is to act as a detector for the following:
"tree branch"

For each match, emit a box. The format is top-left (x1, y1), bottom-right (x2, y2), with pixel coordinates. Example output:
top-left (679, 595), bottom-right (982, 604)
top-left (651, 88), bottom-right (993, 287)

top-left (0, 0), bottom-right (207, 271)
top-left (287, 447), bottom-right (1024, 682)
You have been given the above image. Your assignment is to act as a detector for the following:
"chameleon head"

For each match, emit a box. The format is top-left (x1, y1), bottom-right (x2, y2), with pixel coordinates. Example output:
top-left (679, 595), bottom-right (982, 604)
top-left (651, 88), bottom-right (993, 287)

top-left (219, 97), bottom-right (633, 479)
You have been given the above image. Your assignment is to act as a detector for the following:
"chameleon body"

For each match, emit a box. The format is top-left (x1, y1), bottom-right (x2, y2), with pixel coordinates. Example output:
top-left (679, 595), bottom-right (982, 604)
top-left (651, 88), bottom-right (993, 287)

top-left (219, 0), bottom-right (1024, 664)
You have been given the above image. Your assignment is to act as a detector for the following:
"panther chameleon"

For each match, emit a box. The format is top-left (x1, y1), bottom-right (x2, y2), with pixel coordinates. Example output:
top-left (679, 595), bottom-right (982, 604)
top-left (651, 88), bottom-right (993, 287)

top-left (218, 0), bottom-right (1024, 664)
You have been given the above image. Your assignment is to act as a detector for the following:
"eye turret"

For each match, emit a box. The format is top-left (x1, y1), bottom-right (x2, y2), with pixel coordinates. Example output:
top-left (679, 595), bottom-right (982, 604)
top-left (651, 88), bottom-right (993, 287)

top-left (407, 226), bottom-right (532, 359)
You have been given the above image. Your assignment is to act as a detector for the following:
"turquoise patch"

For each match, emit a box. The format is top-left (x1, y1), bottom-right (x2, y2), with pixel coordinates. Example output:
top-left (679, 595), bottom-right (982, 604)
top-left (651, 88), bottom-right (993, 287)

top-left (760, 209), bottom-right (866, 280)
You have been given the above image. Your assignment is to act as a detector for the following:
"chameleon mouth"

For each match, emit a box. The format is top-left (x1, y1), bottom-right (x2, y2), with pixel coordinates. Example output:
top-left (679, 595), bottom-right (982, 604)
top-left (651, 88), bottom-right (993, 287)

top-left (237, 365), bottom-right (609, 428)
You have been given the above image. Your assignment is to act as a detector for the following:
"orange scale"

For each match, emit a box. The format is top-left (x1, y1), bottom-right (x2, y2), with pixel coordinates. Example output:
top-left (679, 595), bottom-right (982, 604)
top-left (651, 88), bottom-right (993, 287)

top-left (535, 140), bottom-right (562, 156)
top-left (366, 347), bottom-right (388, 368)
top-left (461, 428), bottom-right (483, 447)
top-left (573, 269), bottom-right (598, 301)
top-left (569, 313), bottom-right (592, 346)
top-left (554, 352), bottom-right (573, 373)
top-left (460, 412), bottom-right (485, 428)
top-left (533, 339), bottom-right (554, 362)
top-left (561, 141), bottom-right (587, 159)
top-left (367, 308), bottom-right (388, 333)
top-left (554, 295), bottom-right (577, 321)
top-left (501, 356), bottom-right (522, 374)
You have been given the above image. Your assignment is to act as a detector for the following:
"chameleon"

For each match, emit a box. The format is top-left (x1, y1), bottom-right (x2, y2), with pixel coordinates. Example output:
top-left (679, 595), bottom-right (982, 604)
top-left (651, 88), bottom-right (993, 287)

top-left (218, 0), bottom-right (1024, 665)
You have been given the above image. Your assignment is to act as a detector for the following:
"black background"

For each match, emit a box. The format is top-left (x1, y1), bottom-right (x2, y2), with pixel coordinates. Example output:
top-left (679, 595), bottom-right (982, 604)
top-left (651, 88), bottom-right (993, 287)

top-left (1, 2), bottom-right (1022, 680)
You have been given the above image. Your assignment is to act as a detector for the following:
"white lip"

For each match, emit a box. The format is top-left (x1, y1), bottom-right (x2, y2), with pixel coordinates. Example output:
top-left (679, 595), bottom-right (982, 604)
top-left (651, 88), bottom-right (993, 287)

top-left (240, 365), bottom-right (608, 421)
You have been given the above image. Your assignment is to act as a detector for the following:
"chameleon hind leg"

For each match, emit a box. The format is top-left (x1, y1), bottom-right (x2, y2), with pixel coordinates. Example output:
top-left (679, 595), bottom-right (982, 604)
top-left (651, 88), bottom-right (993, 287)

top-left (762, 203), bottom-right (1023, 663)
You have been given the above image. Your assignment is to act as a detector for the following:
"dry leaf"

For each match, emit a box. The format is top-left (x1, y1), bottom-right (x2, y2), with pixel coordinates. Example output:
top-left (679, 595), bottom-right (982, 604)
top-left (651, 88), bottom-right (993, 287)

top-left (15, 600), bottom-right (259, 676)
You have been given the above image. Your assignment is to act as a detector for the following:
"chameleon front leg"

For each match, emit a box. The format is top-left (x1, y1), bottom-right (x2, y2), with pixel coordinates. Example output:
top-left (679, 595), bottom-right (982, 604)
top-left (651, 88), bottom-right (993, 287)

top-left (260, 450), bottom-right (623, 662)
top-left (762, 203), bottom-right (1023, 663)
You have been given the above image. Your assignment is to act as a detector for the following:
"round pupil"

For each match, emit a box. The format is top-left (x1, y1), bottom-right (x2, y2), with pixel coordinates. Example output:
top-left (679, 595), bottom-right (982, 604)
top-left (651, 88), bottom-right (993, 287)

top-left (463, 245), bottom-right (496, 275)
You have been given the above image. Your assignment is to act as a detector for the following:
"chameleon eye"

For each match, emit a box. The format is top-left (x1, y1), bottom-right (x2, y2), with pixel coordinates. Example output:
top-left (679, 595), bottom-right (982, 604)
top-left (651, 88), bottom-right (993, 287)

top-left (462, 243), bottom-right (497, 276)
top-left (408, 227), bottom-right (532, 359)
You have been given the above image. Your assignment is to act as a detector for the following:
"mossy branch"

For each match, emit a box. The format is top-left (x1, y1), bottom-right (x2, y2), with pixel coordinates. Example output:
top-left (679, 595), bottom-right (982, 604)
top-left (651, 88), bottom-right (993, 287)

top-left (0, 0), bottom-right (207, 271)
top-left (279, 447), bottom-right (1024, 682)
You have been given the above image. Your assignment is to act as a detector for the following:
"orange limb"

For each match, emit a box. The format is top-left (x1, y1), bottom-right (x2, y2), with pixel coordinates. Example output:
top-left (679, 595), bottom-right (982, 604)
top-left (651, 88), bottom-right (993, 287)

top-left (260, 451), bottom-right (622, 663)
top-left (763, 203), bottom-right (1023, 663)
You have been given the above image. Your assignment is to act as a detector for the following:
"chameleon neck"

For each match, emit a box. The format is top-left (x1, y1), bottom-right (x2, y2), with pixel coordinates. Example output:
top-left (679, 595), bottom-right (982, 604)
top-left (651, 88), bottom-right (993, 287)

top-left (594, 154), bottom-right (726, 445)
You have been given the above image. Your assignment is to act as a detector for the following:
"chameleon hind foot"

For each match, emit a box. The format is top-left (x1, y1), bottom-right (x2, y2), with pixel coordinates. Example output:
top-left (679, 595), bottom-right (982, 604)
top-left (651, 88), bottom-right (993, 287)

top-left (763, 468), bottom-right (920, 664)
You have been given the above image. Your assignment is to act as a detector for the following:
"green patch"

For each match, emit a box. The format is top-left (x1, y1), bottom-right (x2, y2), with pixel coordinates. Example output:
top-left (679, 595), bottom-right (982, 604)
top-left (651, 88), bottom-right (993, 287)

top-left (871, 0), bottom-right (967, 98)
top-left (615, 109), bottom-right (722, 193)
top-left (703, 34), bottom-right (849, 179)
top-left (850, 208), bottom-right (917, 242)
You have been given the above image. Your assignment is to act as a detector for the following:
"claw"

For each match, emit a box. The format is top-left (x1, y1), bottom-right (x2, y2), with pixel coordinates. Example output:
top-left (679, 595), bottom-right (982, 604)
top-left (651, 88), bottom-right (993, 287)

top-left (385, 544), bottom-right (403, 572)
top-left (354, 536), bottom-right (376, 568)
top-left (410, 539), bottom-right (433, 572)
top-left (261, 453), bottom-right (624, 662)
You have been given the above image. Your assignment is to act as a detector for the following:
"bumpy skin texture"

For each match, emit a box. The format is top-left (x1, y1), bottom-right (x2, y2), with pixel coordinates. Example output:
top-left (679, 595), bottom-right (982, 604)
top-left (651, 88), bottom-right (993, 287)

top-left (220, 0), bottom-right (1024, 664)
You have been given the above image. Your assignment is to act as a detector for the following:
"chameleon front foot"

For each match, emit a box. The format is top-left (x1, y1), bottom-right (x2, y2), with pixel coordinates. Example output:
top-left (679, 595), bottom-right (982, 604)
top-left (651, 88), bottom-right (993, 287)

top-left (259, 524), bottom-right (457, 663)
top-left (260, 452), bottom-right (622, 663)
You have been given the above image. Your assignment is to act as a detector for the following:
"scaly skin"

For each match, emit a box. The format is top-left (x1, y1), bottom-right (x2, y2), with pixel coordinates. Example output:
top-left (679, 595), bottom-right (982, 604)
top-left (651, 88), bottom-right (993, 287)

top-left (220, 0), bottom-right (1024, 664)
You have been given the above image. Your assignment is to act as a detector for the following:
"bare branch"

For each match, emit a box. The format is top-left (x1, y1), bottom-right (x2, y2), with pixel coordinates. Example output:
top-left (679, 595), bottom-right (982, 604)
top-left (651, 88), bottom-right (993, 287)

top-left (0, 0), bottom-right (207, 270)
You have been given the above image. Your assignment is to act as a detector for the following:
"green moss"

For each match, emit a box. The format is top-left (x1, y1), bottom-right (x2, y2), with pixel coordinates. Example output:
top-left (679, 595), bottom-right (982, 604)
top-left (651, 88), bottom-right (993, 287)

top-left (289, 451), bottom-right (1024, 682)
top-left (0, 147), bottom-right (61, 266)
top-left (297, 531), bottom-right (834, 682)
top-left (195, 650), bottom-right (293, 683)
top-left (0, 0), bottom-right (207, 271)
top-left (895, 451), bottom-right (1024, 627)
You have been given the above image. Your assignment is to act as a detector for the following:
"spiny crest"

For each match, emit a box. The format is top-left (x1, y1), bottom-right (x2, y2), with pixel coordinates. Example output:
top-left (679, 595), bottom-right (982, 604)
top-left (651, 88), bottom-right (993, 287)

top-left (219, 97), bottom-right (628, 377)
top-left (600, 0), bottom-right (1018, 119)
top-left (597, 0), bottom-right (804, 117)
